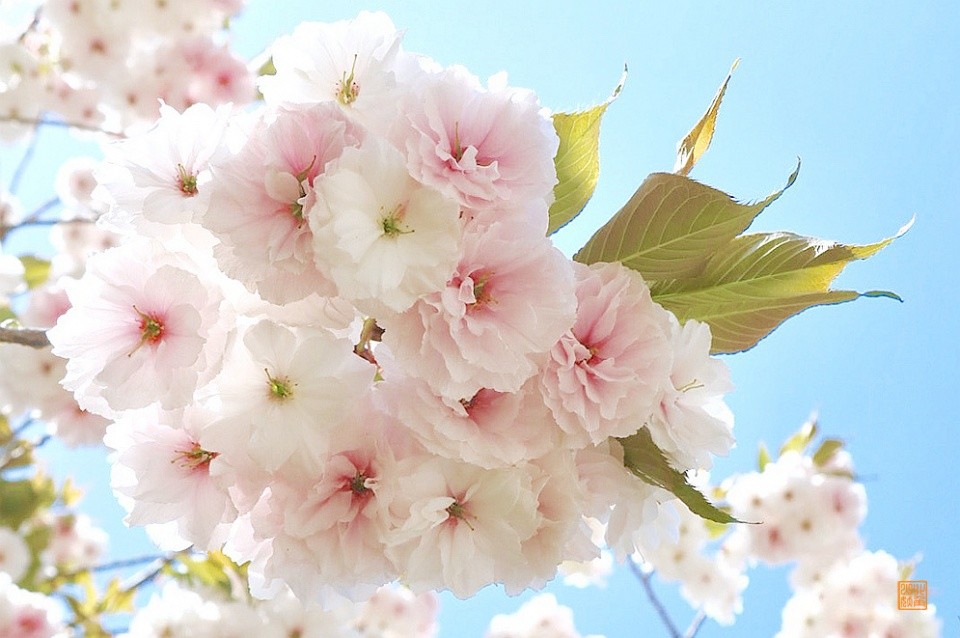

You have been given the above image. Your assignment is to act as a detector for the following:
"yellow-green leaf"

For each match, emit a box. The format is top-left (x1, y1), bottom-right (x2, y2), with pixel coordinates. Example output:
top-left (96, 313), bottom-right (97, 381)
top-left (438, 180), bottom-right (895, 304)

top-left (758, 442), bottom-right (771, 471)
top-left (618, 428), bottom-right (740, 524)
top-left (0, 307), bottom-right (15, 322)
top-left (780, 418), bottom-right (818, 456)
top-left (60, 477), bottom-right (84, 507)
top-left (574, 164), bottom-right (799, 280)
top-left (652, 219), bottom-right (911, 354)
top-left (674, 59), bottom-right (740, 176)
top-left (548, 66), bottom-right (626, 235)
top-left (812, 438), bottom-right (845, 467)
top-left (18, 256), bottom-right (51, 289)
top-left (704, 518), bottom-right (730, 539)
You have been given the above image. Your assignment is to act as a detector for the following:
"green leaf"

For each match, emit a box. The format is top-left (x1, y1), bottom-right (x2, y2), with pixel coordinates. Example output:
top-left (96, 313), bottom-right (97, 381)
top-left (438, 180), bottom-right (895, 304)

top-left (0, 413), bottom-right (10, 445)
top-left (0, 479), bottom-right (43, 528)
top-left (758, 442), bottom-right (771, 471)
top-left (18, 256), bottom-right (51, 290)
top-left (574, 164), bottom-right (799, 280)
top-left (0, 307), bottom-right (15, 322)
top-left (779, 418), bottom-right (818, 456)
top-left (812, 438), bottom-right (845, 467)
top-left (618, 428), bottom-right (741, 524)
top-left (652, 218), bottom-right (911, 354)
top-left (548, 66), bottom-right (627, 235)
top-left (674, 58), bottom-right (740, 176)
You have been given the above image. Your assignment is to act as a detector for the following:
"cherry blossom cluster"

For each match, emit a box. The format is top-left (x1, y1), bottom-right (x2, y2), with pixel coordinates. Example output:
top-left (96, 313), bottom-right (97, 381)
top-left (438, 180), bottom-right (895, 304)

top-left (0, 511), bottom-right (106, 585)
top-left (0, 0), bottom-right (253, 141)
top-left (485, 594), bottom-right (603, 638)
top-left (777, 550), bottom-right (939, 638)
top-left (123, 581), bottom-right (438, 638)
top-left (47, 11), bottom-right (735, 602)
top-left (623, 428), bottom-right (941, 634)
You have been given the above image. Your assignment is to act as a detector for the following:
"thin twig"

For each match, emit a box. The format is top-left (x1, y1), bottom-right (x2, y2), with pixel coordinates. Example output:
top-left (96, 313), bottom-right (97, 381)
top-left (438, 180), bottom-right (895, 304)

top-left (91, 554), bottom-right (169, 573)
top-left (683, 610), bottom-right (707, 638)
top-left (0, 326), bottom-right (51, 348)
top-left (22, 196), bottom-right (62, 224)
top-left (9, 125), bottom-right (40, 195)
top-left (0, 115), bottom-right (124, 139)
top-left (628, 557), bottom-right (681, 638)
top-left (10, 416), bottom-right (37, 440)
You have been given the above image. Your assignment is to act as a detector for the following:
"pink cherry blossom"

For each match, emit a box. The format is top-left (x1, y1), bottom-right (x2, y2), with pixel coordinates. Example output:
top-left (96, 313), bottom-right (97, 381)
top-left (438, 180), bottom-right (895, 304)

top-left (384, 456), bottom-right (541, 599)
top-left (105, 406), bottom-right (236, 550)
top-left (243, 406), bottom-right (399, 601)
top-left (309, 137), bottom-right (461, 316)
top-left (540, 261), bottom-right (673, 448)
top-left (382, 220), bottom-right (576, 400)
top-left (402, 66), bottom-right (558, 221)
top-left (259, 12), bottom-right (410, 135)
top-left (647, 316), bottom-right (735, 471)
top-left (48, 240), bottom-right (226, 416)
top-left (203, 104), bottom-right (363, 304)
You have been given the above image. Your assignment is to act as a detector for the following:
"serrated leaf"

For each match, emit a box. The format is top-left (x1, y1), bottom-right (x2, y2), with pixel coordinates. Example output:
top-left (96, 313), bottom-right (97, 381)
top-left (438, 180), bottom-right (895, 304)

top-left (652, 219), bottom-right (912, 354)
top-left (812, 438), bottom-right (844, 467)
top-left (758, 442), bottom-right (771, 471)
top-left (548, 66), bottom-right (626, 235)
top-left (674, 58), bottom-right (740, 176)
top-left (574, 164), bottom-right (799, 280)
top-left (18, 256), bottom-right (51, 289)
top-left (780, 418), bottom-right (819, 456)
top-left (618, 428), bottom-right (741, 524)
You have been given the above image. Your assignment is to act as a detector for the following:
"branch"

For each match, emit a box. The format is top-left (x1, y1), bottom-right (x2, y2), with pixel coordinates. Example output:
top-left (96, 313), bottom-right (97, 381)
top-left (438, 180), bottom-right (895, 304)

top-left (683, 610), bottom-right (707, 638)
top-left (10, 125), bottom-right (40, 195)
top-left (628, 557), bottom-right (681, 638)
top-left (0, 326), bottom-right (51, 348)
top-left (0, 115), bottom-right (124, 139)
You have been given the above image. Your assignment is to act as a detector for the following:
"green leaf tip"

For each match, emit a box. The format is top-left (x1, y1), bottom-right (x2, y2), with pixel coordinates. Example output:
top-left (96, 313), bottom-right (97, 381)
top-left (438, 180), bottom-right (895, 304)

top-left (618, 428), bottom-right (742, 525)
top-left (673, 58), bottom-right (742, 176)
top-left (547, 67), bottom-right (628, 236)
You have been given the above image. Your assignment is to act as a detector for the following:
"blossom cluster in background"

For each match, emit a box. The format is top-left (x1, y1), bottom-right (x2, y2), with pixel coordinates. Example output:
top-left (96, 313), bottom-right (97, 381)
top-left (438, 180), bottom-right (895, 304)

top-left (0, 0), bottom-right (252, 141)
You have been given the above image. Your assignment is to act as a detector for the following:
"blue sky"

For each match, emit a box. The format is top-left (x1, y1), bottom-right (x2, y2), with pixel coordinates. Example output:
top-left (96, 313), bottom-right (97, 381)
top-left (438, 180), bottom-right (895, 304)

top-left (6, 2), bottom-right (958, 636)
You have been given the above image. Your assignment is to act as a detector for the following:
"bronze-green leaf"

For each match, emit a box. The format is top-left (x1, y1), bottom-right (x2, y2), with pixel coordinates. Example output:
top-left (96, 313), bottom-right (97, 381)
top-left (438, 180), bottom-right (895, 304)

top-left (548, 66), bottom-right (627, 235)
top-left (652, 219), bottom-right (911, 354)
top-left (574, 164), bottom-right (799, 281)
top-left (674, 58), bottom-right (740, 176)
top-left (618, 428), bottom-right (740, 524)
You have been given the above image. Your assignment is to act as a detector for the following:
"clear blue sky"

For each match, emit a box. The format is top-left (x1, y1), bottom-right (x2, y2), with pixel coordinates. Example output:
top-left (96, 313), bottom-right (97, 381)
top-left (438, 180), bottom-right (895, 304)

top-left (9, 2), bottom-right (958, 636)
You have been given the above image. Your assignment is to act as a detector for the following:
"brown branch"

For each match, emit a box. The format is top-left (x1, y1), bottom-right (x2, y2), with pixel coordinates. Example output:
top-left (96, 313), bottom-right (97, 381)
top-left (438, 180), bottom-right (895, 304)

top-left (629, 557), bottom-right (681, 638)
top-left (0, 326), bottom-right (50, 348)
top-left (0, 115), bottom-right (124, 139)
top-left (684, 610), bottom-right (707, 638)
